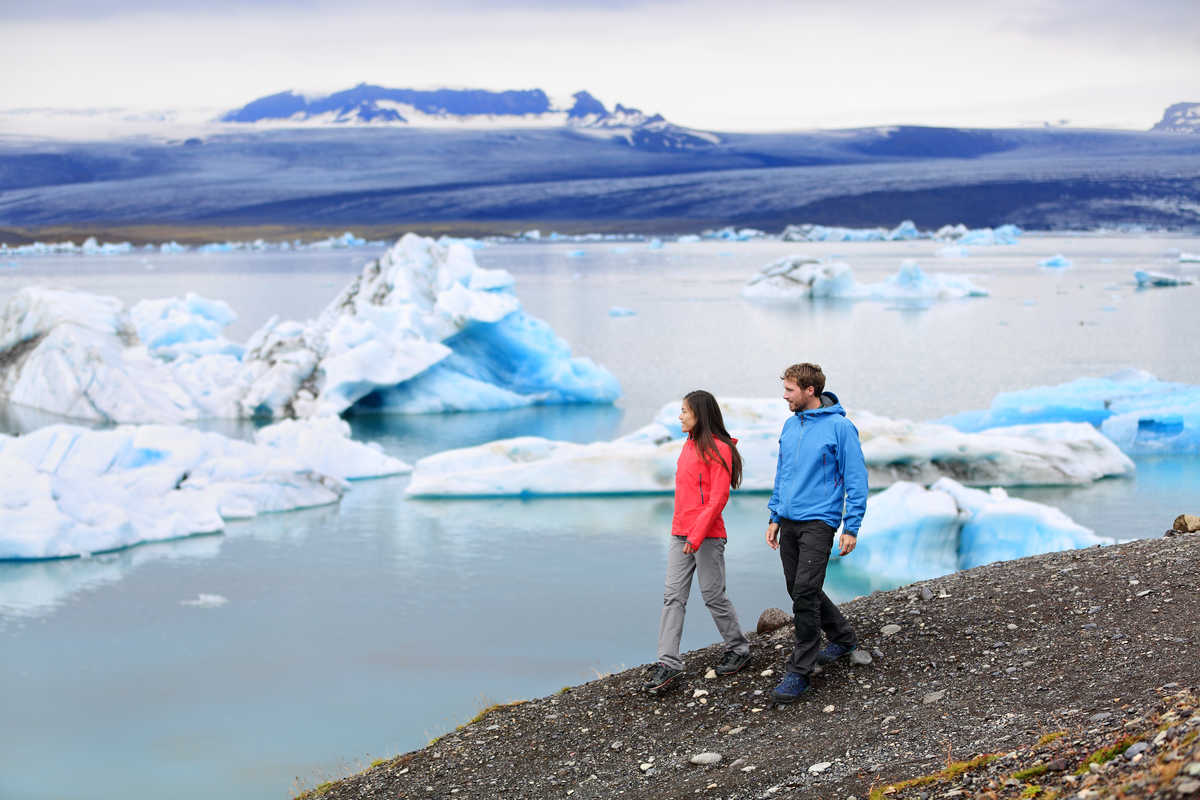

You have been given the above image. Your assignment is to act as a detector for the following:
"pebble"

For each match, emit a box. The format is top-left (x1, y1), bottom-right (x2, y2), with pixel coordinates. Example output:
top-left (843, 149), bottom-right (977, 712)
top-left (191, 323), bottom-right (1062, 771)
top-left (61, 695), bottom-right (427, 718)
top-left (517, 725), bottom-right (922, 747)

top-left (809, 761), bottom-right (832, 773)
top-left (923, 690), bottom-right (946, 704)
top-left (823, 705), bottom-right (835, 713)
top-left (639, 762), bottom-right (653, 772)
top-left (1177, 779), bottom-right (1200, 794)
top-left (1007, 623), bottom-right (1018, 630)
top-left (850, 649), bottom-right (873, 666)
top-left (1136, 589), bottom-right (1152, 597)
top-left (1125, 741), bottom-right (1149, 758)
top-left (871, 647), bottom-right (885, 660)
top-left (760, 669), bottom-right (774, 677)
top-left (704, 669), bottom-right (718, 680)
top-left (693, 689), bottom-right (709, 699)
top-left (881, 624), bottom-right (902, 637)
top-left (728, 758), bottom-right (746, 770)
top-left (920, 586), bottom-right (934, 601)
top-left (610, 741), bottom-right (623, 751)
top-left (727, 726), bottom-right (745, 735)
top-left (690, 752), bottom-right (722, 766)
top-left (1186, 762), bottom-right (1200, 777)
top-left (1089, 711), bottom-right (1114, 722)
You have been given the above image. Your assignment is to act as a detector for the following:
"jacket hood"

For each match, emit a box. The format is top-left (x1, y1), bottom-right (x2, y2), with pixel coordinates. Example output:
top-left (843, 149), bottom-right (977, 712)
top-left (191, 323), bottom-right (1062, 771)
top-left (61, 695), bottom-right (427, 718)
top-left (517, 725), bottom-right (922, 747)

top-left (794, 391), bottom-right (845, 418)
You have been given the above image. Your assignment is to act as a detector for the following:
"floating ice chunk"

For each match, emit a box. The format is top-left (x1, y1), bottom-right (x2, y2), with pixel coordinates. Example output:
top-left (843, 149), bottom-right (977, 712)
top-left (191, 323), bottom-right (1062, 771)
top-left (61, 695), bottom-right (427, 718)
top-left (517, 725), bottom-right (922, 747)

top-left (932, 478), bottom-right (1108, 569)
top-left (307, 231), bottom-right (366, 249)
top-left (1180, 252), bottom-right (1200, 263)
top-left (130, 293), bottom-right (243, 361)
top-left (181, 593), bottom-right (228, 607)
top-left (1134, 269), bottom-right (1193, 288)
top-left (940, 370), bottom-right (1200, 454)
top-left (647, 238), bottom-right (664, 249)
top-left (159, 241), bottom-right (188, 254)
top-left (0, 234), bottom-right (619, 422)
top-left (743, 258), bottom-right (986, 302)
top-left (852, 479), bottom-right (1107, 582)
top-left (704, 227), bottom-right (765, 241)
top-left (1039, 254), bottom-right (1072, 268)
top-left (676, 234), bottom-right (701, 243)
top-left (949, 225), bottom-right (1022, 246)
top-left (742, 257), bottom-right (855, 300)
top-left (254, 416), bottom-right (410, 480)
top-left (937, 245), bottom-right (969, 258)
top-left (608, 307), bottom-right (637, 317)
top-left (405, 399), bottom-right (1131, 497)
top-left (567, 249), bottom-right (587, 257)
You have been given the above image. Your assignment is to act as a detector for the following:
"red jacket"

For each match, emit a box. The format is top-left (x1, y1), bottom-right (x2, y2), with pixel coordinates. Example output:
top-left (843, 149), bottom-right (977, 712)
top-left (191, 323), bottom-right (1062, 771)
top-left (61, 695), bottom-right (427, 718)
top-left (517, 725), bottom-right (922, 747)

top-left (671, 437), bottom-right (736, 549)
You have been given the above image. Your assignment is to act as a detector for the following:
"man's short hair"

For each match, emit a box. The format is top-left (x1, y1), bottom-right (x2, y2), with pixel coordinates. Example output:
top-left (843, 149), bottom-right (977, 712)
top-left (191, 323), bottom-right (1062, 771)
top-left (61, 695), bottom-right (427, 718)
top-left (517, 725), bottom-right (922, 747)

top-left (781, 363), bottom-right (825, 395)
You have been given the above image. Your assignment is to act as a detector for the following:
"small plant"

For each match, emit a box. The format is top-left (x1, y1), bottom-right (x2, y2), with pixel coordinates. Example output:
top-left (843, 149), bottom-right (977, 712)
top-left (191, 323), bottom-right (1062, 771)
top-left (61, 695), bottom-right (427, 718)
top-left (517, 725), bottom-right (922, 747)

top-left (1012, 764), bottom-right (1048, 780)
top-left (868, 753), bottom-right (998, 799)
top-left (1035, 730), bottom-right (1067, 747)
top-left (1074, 734), bottom-right (1141, 774)
top-left (1020, 785), bottom-right (1041, 798)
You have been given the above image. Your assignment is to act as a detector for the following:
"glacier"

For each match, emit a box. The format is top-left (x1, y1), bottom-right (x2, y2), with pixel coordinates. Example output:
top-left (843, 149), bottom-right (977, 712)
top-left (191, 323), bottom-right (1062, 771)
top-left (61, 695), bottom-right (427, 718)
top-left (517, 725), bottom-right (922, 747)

top-left (743, 258), bottom-right (987, 302)
top-left (0, 234), bottom-right (620, 423)
top-left (0, 417), bottom-right (409, 561)
top-left (404, 398), bottom-right (1132, 498)
top-left (848, 478), bottom-right (1108, 582)
top-left (939, 370), bottom-right (1200, 454)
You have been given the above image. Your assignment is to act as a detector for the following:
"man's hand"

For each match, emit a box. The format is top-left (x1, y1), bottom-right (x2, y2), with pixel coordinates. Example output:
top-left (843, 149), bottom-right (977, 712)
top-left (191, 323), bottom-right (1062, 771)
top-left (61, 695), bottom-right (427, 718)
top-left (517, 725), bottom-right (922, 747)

top-left (765, 522), bottom-right (780, 550)
top-left (683, 541), bottom-right (697, 555)
top-left (838, 533), bottom-right (857, 556)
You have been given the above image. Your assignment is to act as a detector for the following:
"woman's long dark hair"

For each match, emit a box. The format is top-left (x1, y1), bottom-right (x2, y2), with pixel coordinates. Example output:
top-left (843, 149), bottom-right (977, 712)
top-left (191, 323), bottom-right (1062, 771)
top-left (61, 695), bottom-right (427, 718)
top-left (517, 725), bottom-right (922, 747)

top-left (684, 390), bottom-right (743, 489)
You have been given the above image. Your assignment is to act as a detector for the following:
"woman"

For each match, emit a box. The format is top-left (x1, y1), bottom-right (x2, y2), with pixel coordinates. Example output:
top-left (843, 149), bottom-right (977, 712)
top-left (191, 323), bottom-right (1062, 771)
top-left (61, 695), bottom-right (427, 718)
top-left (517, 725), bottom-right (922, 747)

top-left (644, 390), bottom-right (751, 694)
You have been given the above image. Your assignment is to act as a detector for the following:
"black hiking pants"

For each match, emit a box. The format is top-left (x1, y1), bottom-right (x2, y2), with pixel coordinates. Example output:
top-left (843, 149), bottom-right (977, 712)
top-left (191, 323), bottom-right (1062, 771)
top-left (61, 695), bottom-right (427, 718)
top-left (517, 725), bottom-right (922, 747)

top-left (778, 518), bottom-right (856, 676)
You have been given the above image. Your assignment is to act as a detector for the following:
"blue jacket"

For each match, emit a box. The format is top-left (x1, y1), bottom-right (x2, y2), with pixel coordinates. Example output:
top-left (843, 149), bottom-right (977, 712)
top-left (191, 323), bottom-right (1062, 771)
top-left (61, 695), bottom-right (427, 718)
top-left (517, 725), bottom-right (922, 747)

top-left (768, 392), bottom-right (868, 534)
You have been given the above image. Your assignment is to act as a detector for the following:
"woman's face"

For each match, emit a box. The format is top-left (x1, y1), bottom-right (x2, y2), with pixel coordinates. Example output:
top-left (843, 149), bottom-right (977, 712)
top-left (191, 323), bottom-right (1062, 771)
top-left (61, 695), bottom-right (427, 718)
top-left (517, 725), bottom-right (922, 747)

top-left (679, 400), bottom-right (697, 434)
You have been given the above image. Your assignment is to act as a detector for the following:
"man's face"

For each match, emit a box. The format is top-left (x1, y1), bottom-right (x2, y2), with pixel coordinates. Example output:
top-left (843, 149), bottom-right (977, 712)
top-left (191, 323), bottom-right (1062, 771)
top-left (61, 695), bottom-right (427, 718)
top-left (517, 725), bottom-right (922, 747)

top-left (782, 379), bottom-right (815, 412)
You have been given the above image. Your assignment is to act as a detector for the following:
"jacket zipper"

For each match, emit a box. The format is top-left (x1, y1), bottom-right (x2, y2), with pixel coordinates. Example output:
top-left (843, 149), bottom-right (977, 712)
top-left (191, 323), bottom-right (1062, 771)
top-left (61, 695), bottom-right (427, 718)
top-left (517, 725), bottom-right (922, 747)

top-left (699, 473), bottom-right (705, 504)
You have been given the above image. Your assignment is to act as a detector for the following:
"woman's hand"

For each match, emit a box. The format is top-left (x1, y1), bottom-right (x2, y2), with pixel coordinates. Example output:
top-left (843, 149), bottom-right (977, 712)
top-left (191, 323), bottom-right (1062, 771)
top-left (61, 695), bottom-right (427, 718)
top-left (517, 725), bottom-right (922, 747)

top-left (683, 541), bottom-right (697, 554)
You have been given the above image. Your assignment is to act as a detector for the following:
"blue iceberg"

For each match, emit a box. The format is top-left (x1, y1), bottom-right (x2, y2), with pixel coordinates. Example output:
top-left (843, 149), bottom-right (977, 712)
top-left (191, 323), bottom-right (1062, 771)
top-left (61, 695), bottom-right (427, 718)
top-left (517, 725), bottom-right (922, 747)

top-left (939, 369), bottom-right (1200, 454)
top-left (850, 478), bottom-right (1108, 583)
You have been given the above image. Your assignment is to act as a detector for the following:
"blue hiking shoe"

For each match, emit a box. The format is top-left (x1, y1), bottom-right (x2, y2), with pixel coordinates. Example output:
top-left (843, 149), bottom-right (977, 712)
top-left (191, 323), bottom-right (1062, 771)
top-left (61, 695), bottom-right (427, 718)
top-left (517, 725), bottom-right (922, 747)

top-left (815, 641), bottom-right (854, 665)
top-left (771, 671), bottom-right (810, 704)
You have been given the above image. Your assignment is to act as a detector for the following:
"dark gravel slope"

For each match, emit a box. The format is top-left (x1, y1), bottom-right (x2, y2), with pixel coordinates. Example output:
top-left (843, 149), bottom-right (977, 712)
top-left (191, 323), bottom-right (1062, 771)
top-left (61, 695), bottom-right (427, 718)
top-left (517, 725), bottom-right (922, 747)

top-left (303, 532), bottom-right (1199, 800)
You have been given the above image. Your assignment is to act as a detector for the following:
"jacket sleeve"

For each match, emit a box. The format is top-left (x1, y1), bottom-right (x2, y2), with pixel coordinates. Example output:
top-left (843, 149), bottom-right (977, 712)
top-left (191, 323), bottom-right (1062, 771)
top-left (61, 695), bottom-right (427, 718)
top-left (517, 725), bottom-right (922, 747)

top-left (838, 420), bottom-right (869, 534)
top-left (767, 428), bottom-right (783, 523)
top-left (687, 454), bottom-right (732, 549)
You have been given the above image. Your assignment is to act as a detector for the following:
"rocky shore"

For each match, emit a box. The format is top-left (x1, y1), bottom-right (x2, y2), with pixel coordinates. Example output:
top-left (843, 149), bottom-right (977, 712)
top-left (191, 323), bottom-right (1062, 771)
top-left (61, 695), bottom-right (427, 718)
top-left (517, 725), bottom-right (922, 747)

top-left (302, 528), bottom-right (1199, 800)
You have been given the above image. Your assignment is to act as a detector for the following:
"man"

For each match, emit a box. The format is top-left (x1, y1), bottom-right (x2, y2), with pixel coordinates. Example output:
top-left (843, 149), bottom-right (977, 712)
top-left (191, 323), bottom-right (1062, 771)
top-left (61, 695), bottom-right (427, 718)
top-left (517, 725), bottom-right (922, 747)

top-left (765, 362), bottom-right (868, 703)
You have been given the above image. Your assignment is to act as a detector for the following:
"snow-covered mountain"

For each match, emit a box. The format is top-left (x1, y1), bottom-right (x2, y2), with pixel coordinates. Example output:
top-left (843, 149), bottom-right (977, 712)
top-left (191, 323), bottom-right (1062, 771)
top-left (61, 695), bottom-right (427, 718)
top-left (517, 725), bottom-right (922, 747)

top-left (1151, 102), bottom-right (1200, 133)
top-left (218, 84), bottom-right (720, 150)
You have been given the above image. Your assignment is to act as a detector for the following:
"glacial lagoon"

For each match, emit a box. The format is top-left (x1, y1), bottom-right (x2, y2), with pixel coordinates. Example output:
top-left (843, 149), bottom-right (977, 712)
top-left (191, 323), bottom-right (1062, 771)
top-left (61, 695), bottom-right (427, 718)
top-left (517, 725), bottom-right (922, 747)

top-left (1, 233), bottom-right (1198, 799)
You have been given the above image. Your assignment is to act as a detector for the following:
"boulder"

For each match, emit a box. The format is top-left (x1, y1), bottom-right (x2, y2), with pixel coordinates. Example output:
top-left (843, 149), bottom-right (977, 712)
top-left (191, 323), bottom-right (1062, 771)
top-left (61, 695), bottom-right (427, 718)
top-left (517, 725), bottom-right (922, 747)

top-left (1172, 514), bottom-right (1200, 533)
top-left (756, 607), bottom-right (791, 634)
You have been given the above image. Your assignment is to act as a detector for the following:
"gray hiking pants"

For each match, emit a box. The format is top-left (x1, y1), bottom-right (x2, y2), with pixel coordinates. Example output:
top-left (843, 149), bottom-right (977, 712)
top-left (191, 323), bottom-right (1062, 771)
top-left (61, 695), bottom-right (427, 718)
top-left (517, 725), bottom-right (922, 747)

top-left (656, 535), bottom-right (750, 671)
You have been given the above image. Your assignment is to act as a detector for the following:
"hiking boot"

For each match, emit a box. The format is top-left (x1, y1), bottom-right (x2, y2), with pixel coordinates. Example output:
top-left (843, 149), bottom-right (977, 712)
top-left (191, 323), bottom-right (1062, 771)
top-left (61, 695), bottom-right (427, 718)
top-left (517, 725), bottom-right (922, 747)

top-left (714, 650), bottom-right (751, 676)
top-left (815, 641), bottom-right (854, 665)
top-left (642, 663), bottom-right (683, 694)
top-left (771, 671), bottom-right (810, 704)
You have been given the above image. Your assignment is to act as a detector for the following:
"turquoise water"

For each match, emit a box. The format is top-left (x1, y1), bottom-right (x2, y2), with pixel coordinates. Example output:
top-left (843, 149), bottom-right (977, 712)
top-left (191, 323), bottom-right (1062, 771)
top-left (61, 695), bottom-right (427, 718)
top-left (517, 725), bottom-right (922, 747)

top-left (1, 235), bottom-right (1198, 799)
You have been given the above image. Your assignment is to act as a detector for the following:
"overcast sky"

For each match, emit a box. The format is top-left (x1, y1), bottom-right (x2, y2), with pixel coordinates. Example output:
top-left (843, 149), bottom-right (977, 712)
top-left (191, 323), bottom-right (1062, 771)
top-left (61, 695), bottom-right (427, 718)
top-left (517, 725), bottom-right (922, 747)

top-left (3, 0), bottom-right (1198, 131)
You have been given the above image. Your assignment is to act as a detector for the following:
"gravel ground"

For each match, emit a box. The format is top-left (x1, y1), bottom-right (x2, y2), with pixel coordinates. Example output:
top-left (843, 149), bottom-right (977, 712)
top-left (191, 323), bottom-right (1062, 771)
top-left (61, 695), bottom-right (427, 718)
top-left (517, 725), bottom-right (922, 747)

top-left (302, 530), bottom-right (1199, 800)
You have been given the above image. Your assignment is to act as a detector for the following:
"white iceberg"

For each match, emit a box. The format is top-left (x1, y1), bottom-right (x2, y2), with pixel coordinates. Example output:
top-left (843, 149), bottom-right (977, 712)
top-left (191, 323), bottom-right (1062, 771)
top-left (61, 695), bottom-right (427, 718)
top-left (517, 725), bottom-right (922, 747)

top-left (0, 234), bottom-right (620, 423)
top-left (1039, 254), bottom-right (1072, 268)
top-left (404, 398), bottom-right (1132, 498)
top-left (850, 478), bottom-right (1108, 582)
top-left (0, 417), bottom-right (409, 560)
top-left (780, 220), bottom-right (924, 242)
top-left (940, 369), bottom-right (1200, 454)
top-left (1134, 269), bottom-right (1194, 288)
top-left (936, 224), bottom-right (1021, 246)
top-left (1179, 252), bottom-right (1200, 263)
top-left (743, 258), bottom-right (986, 302)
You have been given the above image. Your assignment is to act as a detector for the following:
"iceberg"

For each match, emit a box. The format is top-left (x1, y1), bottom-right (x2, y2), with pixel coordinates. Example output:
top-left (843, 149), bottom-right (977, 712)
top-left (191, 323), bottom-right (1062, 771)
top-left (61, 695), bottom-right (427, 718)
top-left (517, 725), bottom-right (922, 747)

top-left (608, 307), bottom-right (637, 317)
top-left (849, 478), bottom-right (1108, 582)
top-left (0, 418), bottom-right (408, 560)
top-left (0, 234), bottom-right (620, 423)
top-left (937, 224), bottom-right (1021, 246)
top-left (743, 258), bottom-right (987, 302)
top-left (1039, 254), bottom-right (1072, 268)
top-left (1180, 252), bottom-right (1200, 263)
top-left (940, 370), bottom-right (1200, 454)
top-left (1134, 269), bottom-right (1194, 288)
top-left (405, 398), bottom-right (1132, 498)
